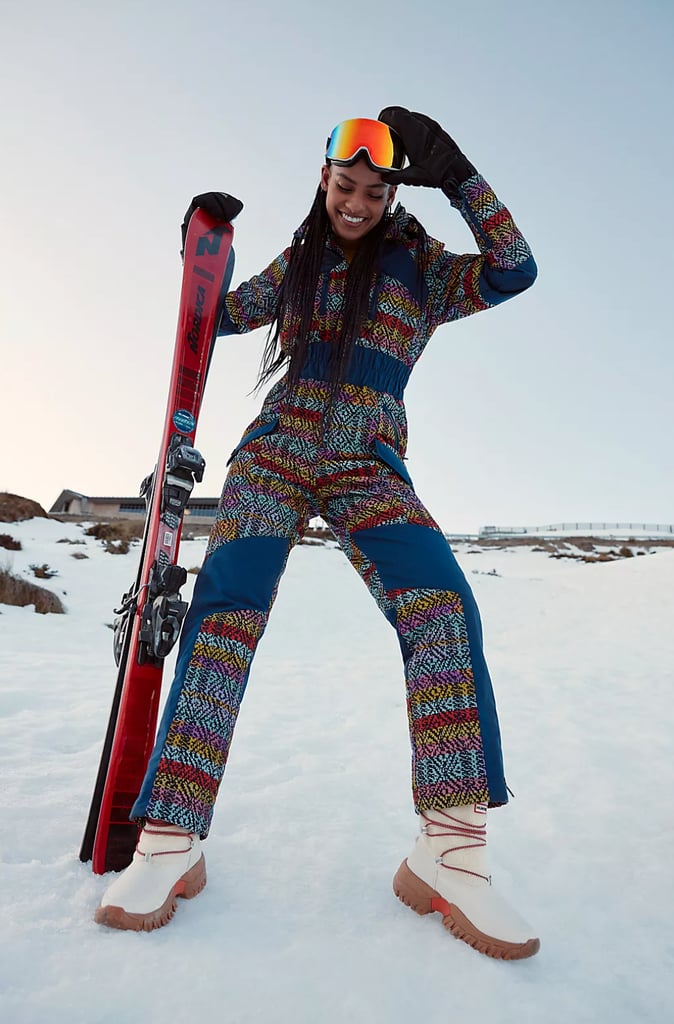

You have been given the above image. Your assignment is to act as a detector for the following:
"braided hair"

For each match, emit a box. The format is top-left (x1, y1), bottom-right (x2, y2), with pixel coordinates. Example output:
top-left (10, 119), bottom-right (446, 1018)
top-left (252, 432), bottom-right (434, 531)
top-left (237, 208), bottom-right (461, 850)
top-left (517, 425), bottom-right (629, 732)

top-left (256, 179), bottom-right (428, 399)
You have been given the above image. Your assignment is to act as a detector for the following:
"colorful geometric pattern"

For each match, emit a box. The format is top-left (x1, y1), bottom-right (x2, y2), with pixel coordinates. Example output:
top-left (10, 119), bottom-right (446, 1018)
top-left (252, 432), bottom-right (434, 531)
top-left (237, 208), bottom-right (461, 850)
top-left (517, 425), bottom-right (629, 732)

top-left (135, 176), bottom-right (535, 836)
top-left (140, 406), bottom-right (501, 834)
top-left (144, 609), bottom-right (266, 830)
top-left (390, 588), bottom-right (490, 810)
top-left (220, 172), bottom-right (537, 374)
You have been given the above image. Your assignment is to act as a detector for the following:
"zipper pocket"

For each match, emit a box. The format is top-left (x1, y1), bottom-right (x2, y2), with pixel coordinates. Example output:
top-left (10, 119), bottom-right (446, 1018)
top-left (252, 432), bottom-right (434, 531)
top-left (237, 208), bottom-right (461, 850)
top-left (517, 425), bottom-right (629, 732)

top-left (381, 409), bottom-right (401, 452)
top-left (226, 417), bottom-right (279, 466)
top-left (372, 439), bottom-right (413, 488)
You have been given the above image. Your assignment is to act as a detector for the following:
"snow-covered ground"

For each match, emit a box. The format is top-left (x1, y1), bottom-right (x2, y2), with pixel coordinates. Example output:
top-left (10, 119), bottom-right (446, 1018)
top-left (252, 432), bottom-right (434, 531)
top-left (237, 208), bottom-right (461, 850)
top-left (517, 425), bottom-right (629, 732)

top-left (1, 517), bottom-right (673, 1023)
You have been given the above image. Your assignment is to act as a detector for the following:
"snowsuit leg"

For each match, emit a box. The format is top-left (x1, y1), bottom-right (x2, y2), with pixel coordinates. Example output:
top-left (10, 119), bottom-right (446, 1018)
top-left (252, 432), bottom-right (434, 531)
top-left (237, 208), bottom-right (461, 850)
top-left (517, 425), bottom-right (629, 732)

top-left (320, 459), bottom-right (508, 811)
top-left (132, 381), bottom-right (507, 834)
top-left (131, 435), bottom-right (311, 837)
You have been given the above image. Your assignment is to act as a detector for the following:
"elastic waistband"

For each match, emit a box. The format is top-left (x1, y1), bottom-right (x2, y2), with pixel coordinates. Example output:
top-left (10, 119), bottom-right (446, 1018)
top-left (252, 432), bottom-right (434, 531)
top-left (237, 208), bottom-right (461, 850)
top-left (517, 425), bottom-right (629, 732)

top-left (299, 342), bottom-right (410, 400)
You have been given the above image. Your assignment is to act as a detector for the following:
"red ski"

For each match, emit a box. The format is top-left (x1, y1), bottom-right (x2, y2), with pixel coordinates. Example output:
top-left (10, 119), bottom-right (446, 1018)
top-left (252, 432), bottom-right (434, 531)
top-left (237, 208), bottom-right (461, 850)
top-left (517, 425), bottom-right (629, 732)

top-left (80, 208), bottom-right (237, 874)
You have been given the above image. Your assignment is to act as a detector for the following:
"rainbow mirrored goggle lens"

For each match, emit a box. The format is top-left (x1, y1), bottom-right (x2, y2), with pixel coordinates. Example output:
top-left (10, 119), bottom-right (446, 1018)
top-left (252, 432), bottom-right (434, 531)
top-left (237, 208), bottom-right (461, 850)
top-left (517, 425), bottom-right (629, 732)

top-left (325, 118), bottom-right (406, 172)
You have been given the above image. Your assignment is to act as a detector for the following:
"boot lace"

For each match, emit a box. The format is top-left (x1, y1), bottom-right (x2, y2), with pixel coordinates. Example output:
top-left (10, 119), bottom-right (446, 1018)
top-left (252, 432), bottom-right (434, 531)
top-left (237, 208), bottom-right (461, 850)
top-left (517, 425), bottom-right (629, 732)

top-left (136, 825), bottom-right (195, 862)
top-left (421, 808), bottom-right (490, 883)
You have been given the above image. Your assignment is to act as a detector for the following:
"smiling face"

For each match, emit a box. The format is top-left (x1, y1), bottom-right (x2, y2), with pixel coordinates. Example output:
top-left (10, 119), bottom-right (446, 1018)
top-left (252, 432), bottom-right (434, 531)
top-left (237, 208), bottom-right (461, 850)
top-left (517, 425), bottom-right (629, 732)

top-left (321, 158), bottom-right (396, 247)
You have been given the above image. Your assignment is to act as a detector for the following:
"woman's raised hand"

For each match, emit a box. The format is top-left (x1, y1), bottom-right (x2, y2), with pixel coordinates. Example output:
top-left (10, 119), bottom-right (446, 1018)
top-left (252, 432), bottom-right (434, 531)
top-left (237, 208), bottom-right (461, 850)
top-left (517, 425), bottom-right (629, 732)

top-left (378, 107), bottom-right (476, 200)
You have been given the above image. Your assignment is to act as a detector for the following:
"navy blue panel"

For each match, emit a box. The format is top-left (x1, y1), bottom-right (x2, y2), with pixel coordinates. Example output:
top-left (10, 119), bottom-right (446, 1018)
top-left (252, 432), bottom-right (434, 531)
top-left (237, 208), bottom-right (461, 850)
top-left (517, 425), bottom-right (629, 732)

top-left (218, 303), bottom-right (243, 336)
top-left (300, 342), bottom-right (410, 399)
top-left (479, 255), bottom-right (538, 306)
top-left (155, 536), bottom-right (288, 722)
top-left (132, 536), bottom-right (290, 819)
top-left (321, 249), bottom-right (341, 274)
top-left (385, 606), bottom-right (412, 667)
top-left (191, 536), bottom-right (289, 616)
top-left (380, 243), bottom-right (429, 307)
top-left (465, 640), bottom-right (507, 805)
top-left (351, 523), bottom-right (469, 593)
top-left (372, 440), bottom-right (414, 488)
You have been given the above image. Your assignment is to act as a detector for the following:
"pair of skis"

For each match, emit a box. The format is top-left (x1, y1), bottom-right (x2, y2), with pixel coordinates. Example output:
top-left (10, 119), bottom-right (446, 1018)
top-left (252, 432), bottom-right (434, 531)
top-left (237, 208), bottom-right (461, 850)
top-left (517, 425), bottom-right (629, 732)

top-left (80, 209), bottom-right (236, 874)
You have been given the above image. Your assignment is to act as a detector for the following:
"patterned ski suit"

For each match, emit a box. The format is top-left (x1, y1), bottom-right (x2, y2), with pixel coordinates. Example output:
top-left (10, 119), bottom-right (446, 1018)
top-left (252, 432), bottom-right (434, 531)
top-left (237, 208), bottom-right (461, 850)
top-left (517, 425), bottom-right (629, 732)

top-left (132, 173), bottom-right (537, 837)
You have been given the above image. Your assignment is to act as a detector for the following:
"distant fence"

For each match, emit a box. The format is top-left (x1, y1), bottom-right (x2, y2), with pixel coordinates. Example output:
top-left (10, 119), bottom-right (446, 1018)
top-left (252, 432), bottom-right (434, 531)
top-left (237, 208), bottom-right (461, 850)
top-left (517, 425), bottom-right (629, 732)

top-left (479, 522), bottom-right (674, 538)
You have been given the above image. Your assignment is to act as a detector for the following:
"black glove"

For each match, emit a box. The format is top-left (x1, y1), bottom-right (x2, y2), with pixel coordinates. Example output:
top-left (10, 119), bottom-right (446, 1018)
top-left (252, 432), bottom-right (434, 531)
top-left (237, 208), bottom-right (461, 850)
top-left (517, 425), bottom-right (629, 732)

top-left (180, 192), bottom-right (244, 254)
top-left (378, 107), bottom-right (476, 201)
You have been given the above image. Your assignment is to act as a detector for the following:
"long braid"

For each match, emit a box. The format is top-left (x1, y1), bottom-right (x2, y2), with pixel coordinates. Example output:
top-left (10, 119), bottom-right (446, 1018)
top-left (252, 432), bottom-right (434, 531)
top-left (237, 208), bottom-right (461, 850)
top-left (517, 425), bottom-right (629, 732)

top-left (256, 186), bottom-right (329, 390)
top-left (255, 185), bottom-right (429, 407)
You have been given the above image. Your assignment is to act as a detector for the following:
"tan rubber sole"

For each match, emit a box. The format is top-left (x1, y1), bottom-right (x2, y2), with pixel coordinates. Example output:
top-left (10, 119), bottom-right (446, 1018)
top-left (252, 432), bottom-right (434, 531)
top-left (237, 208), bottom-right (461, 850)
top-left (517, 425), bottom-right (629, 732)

top-left (94, 855), bottom-right (207, 932)
top-left (393, 860), bottom-right (540, 961)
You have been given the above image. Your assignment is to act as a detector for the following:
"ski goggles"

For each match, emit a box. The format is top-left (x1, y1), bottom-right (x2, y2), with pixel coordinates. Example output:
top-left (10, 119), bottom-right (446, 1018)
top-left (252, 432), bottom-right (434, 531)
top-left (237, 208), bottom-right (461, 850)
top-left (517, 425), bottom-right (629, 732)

top-left (325, 118), bottom-right (406, 172)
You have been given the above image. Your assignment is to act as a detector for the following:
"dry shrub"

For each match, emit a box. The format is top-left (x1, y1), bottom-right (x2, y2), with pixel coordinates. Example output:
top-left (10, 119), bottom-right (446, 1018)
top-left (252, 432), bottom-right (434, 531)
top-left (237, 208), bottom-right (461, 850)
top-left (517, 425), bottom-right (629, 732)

top-left (301, 526), bottom-right (333, 546)
top-left (30, 563), bottom-right (59, 579)
top-left (536, 540), bottom-right (567, 553)
top-left (569, 538), bottom-right (596, 552)
top-left (0, 533), bottom-right (21, 551)
top-left (0, 567), bottom-right (65, 614)
top-left (474, 534), bottom-right (673, 562)
top-left (477, 536), bottom-right (567, 550)
top-left (0, 492), bottom-right (49, 523)
top-left (57, 538), bottom-right (85, 545)
top-left (85, 521), bottom-right (143, 543)
top-left (104, 539), bottom-right (130, 555)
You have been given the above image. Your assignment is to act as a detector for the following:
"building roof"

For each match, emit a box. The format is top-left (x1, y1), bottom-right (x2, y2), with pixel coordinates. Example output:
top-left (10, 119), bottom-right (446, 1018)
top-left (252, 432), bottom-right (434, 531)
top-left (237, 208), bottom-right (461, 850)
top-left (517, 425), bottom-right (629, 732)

top-left (49, 490), bottom-right (221, 514)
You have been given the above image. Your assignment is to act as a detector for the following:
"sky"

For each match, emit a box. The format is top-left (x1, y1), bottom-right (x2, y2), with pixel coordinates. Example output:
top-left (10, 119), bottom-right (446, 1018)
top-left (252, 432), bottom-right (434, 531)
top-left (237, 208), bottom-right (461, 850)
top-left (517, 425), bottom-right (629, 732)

top-left (1, 0), bottom-right (673, 534)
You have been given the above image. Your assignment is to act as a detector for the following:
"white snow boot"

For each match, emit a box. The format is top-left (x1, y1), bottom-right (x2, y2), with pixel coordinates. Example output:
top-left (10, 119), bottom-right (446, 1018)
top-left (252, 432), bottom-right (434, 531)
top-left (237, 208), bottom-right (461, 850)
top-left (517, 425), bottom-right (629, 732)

top-left (94, 821), bottom-right (206, 932)
top-left (393, 804), bottom-right (540, 960)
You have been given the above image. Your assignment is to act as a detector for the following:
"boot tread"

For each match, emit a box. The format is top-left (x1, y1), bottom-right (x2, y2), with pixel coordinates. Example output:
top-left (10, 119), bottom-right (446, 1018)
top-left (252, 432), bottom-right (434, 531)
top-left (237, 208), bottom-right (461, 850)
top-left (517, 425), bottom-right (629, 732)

top-left (94, 854), bottom-right (206, 932)
top-left (393, 859), bottom-right (540, 961)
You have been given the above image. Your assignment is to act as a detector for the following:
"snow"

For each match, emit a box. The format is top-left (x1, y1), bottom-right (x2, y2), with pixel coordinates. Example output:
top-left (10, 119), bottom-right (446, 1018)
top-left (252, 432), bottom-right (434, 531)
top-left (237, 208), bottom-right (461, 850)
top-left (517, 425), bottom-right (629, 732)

top-left (1, 518), bottom-right (673, 1023)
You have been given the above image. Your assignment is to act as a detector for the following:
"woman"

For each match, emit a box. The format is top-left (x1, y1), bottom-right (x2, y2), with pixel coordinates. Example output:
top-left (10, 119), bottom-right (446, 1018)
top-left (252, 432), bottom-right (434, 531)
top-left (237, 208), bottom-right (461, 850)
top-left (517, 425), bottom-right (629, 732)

top-left (96, 107), bottom-right (540, 959)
